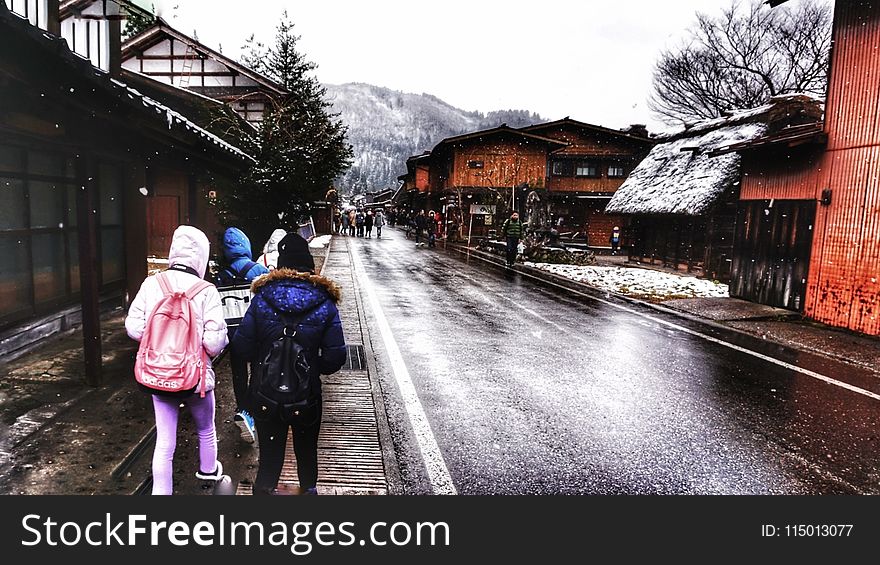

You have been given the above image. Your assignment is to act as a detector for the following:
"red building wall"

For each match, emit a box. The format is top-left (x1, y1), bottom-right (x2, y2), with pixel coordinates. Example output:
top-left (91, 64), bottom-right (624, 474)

top-left (747, 1), bottom-right (880, 334)
top-left (809, 2), bottom-right (880, 335)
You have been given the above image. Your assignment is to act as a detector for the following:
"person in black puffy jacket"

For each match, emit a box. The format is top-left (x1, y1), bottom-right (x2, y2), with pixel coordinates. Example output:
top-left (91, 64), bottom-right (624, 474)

top-left (231, 233), bottom-right (346, 495)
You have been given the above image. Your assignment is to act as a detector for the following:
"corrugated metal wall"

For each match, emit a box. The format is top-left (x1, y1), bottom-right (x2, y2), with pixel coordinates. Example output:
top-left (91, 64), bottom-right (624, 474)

top-left (825, 1), bottom-right (880, 151)
top-left (805, 1), bottom-right (880, 335)
top-left (740, 149), bottom-right (826, 200)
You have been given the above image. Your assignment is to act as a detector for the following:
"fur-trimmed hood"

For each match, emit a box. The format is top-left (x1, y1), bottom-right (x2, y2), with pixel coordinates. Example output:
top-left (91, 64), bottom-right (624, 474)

top-left (250, 268), bottom-right (341, 316)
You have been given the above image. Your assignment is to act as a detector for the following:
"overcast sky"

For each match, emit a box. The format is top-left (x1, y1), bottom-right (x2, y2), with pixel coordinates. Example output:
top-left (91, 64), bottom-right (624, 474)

top-left (146, 0), bottom-right (821, 134)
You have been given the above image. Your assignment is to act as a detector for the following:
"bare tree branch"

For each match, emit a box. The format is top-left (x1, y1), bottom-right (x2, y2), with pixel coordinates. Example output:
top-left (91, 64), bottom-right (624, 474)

top-left (649, 0), bottom-right (832, 126)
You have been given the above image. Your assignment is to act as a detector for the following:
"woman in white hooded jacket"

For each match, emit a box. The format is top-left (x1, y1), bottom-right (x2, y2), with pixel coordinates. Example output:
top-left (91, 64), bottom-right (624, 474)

top-left (125, 225), bottom-right (228, 495)
top-left (256, 228), bottom-right (288, 270)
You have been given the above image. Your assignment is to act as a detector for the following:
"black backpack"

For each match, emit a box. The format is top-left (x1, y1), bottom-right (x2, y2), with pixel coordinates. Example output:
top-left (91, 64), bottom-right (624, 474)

top-left (217, 260), bottom-right (257, 287)
top-left (247, 306), bottom-right (318, 424)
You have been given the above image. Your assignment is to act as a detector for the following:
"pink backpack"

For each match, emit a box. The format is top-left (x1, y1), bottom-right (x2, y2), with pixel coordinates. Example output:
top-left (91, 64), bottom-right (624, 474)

top-left (134, 273), bottom-right (213, 397)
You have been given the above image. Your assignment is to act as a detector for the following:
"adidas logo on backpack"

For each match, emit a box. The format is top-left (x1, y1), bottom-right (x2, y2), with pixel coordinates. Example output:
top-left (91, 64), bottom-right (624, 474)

top-left (134, 272), bottom-right (213, 398)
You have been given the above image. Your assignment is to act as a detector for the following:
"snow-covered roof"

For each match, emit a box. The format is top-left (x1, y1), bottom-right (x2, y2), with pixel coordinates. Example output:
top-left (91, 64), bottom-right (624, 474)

top-left (606, 123), bottom-right (765, 216)
top-left (606, 95), bottom-right (823, 216)
top-left (672, 93), bottom-right (824, 138)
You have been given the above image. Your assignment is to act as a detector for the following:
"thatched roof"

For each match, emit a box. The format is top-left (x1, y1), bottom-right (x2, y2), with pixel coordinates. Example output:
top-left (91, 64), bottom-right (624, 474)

top-left (605, 95), bottom-right (823, 216)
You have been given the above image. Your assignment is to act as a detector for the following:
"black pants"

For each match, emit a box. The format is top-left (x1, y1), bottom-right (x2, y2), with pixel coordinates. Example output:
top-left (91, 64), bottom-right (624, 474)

top-left (252, 400), bottom-right (322, 494)
top-left (230, 349), bottom-right (249, 412)
top-left (506, 237), bottom-right (519, 265)
top-left (376, 226), bottom-right (382, 237)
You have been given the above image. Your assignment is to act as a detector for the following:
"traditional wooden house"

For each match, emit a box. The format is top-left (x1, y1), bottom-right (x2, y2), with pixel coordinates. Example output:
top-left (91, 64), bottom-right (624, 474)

top-left (0, 0), bottom-right (252, 378)
top-left (520, 119), bottom-right (653, 247)
top-left (605, 95), bottom-right (823, 283)
top-left (425, 125), bottom-right (567, 238)
top-left (121, 17), bottom-right (288, 125)
top-left (395, 152), bottom-right (432, 214)
top-left (724, 0), bottom-right (880, 335)
top-left (58, 0), bottom-right (153, 72)
top-left (116, 67), bottom-right (255, 256)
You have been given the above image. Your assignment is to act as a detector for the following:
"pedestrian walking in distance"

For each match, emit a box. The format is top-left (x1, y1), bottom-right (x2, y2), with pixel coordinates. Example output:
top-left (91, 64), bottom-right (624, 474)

top-left (125, 225), bottom-right (228, 495)
top-left (365, 210), bottom-right (374, 238)
top-left (415, 210), bottom-right (427, 246)
top-left (355, 210), bottom-right (365, 237)
top-left (610, 226), bottom-right (621, 255)
top-left (232, 233), bottom-right (347, 495)
top-left (501, 211), bottom-right (525, 267)
top-left (374, 209), bottom-right (386, 238)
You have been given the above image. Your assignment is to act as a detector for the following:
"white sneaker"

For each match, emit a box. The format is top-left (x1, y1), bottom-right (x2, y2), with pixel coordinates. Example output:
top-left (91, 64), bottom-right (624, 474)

top-left (195, 461), bottom-right (224, 481)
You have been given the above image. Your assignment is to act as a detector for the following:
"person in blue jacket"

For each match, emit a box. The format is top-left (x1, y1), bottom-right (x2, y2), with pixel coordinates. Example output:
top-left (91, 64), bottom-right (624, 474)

top-left (217, 227), bottom-right (270, 445)
top-left (217, 227), bottom-right (270, 286)
top-left (231, 233), bottom-right (347, 495)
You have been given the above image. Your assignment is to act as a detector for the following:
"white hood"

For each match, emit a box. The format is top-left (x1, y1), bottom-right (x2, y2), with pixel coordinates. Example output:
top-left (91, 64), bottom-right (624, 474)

top-left (262, 229), bottom-right (288, 254)
top-left (167, 225), bottom-right (210, 279)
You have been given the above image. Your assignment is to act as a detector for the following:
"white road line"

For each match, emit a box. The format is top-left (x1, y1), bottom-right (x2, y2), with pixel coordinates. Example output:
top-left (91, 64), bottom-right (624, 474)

top-left (502, 263), bottom-right (880, 403)
top-left (453, 252), bottom-right (880, 403)
top-left (350, 242), bottom-right (458, 495)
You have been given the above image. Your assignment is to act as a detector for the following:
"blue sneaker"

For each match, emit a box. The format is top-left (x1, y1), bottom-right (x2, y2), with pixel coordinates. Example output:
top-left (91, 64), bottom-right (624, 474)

top-left (302, 487), bottom-right (318, 495)
top-left (234, 410), bottom-right (256, 444)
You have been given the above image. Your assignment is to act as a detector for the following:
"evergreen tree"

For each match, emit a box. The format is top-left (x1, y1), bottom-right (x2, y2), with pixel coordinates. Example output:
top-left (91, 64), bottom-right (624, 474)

top-left (122, 3), bottom-right (156, 41)
top-left (218, 12), bottom-right (353, 247)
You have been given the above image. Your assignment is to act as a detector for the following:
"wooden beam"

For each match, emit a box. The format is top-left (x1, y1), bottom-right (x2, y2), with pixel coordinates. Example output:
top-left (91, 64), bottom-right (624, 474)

top-left (76, 153), bottom-right (103, 386)
top-left (46, 0), bottom-right (61, 36)
top-left (108, 17), bottom-right (121, 78)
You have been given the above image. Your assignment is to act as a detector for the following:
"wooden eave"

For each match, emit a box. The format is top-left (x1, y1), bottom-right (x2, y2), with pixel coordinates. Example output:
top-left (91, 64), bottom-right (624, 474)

top-left (711, 123), bottom-right (827, 156)
top-left (521, 117), bottom-right (654, 144)
top-left (60, 0), bottom-right (153, 20)
top-left (0, 3), bottom-right (253, 168)
top-left (437, 125), bottom-right (568, 149)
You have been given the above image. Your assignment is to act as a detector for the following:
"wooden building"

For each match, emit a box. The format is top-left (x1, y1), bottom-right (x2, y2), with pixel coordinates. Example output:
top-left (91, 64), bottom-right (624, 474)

top-left (116, 68), bottom-right (255, 256)
top-left (395, 152), bottom-right (432, 214)
top-left (421, 125), bottom-right (566, 238)
top-left (521, 119), bottom-right (653, 247)
top-left (605, 95), bottom-right (822, 283)
top-left (726, 0), bottom-right (880, 335)
top-left (0, 0), bottom-right (252, 376)
top-left (121, 17), bottom-right (287, 126)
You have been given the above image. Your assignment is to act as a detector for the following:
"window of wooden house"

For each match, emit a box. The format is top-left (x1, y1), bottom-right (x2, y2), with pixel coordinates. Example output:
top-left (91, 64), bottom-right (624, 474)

top-left (0, 144), bottom-right (109, 321)
top-left (467, 160), bottom-right (484, 169)
top-left (0, 234), bottom-right (32, 317)
top-left (0, 145), bottom-right (23, 173)
top-left (0, 178), bottom-right (28, 230)
top-left (32, 233), bottom-right (67, 303)
top-left (575, 162), bottom-right (598, 177)
top-left (551, 160), bottom-right (573, 176)
top-left (608, 165), bottom-right (626, 178)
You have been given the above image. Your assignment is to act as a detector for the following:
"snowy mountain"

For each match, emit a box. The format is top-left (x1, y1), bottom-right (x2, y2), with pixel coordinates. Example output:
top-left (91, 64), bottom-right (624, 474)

top-left (323, 83), bottom-right (544, 195)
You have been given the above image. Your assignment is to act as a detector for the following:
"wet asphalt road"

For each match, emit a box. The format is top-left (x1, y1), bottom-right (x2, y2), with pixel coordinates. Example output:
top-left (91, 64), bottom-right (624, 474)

top-left (349, 228), bottom-right (880, 495)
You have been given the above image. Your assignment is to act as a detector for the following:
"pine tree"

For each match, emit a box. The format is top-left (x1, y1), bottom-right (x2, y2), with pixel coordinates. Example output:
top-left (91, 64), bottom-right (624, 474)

top-left (122, 3), bottom-right (156, 41)
top-left (218, 12), bottom-right (353, 247)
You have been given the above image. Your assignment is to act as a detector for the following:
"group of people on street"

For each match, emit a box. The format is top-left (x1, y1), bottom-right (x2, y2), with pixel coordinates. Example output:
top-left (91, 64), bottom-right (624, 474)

top-left (125, 224), bottom-right (346, 496)
top-left (337, 208), bottom-right (386, 238)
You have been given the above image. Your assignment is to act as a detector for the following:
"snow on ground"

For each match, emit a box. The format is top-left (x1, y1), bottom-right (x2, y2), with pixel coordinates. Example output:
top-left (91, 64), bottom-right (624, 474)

top-left (309, 235), bottom-right (333, 249)
top-left (526, 262), bottom-right (729, 300)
